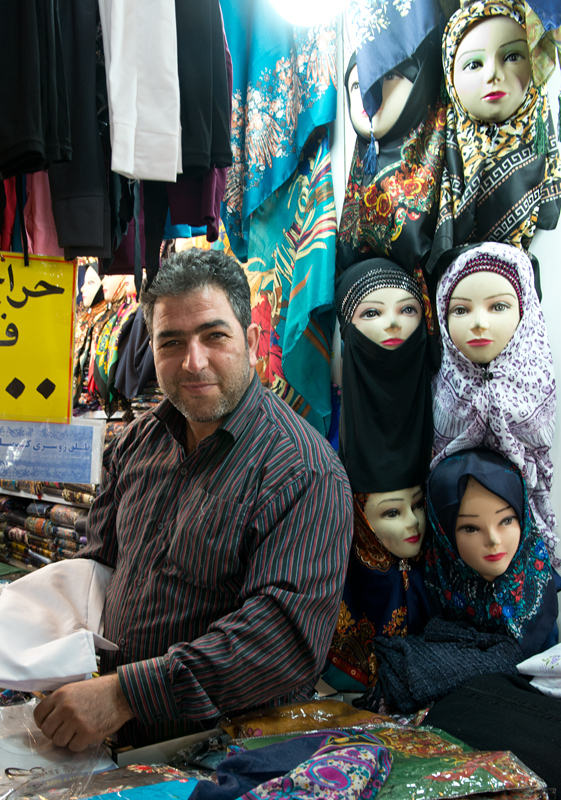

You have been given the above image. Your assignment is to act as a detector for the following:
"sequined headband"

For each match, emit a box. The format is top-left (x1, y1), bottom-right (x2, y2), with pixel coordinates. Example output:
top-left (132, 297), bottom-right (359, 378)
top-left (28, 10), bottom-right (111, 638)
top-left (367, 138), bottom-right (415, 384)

top-left (445, 255), bottom-right (523, 317)
top-left (340, 268), bottom-right (424, 324)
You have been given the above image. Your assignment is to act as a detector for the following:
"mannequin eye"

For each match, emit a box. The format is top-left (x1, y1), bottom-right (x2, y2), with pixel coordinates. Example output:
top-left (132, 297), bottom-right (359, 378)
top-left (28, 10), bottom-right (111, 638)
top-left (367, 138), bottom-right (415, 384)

top-left (400, 305), bottom-right (419, 316)
top-left (500, 515), bottom-right (517, 526)
top-left (360, 308), bottom-right (380, 319)
top-left (504, 51), bottom-right (525, 63)
top-left (383, 71), bottom-right (402, 82)
top-left (413, 499), bottom-right (424, 511)
top-left (381, 508), bottom-right (400, 519)
top-left (350, 80), bottom-right (360, 93)
top-left (461, 59), bottom-right (483, 72)
top-left (449, 305), bottom-right (468, 316)
top-left (491, 301), bottom-right (510, 312)
top-left (457, 524), bottom-right (479, 534)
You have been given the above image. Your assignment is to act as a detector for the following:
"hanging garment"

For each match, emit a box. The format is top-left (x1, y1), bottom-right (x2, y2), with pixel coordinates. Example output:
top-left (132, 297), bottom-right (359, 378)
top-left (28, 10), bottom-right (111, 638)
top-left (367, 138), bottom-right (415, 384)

top-left (425, 448), bottom-right (559, 658)
top-left (230, 129), bottom-right (337, 436)
top-left (337, 32), bottom-right (446, 275)
top-left (220, 0), bottom-right (337, 260)
top-left (0, 0), bottom-right (71, 178)
top-left (24, 171), bottom-right (64, 257)
top-left (92, 298), bottom-right (139, 415)
top-left (326, 496), bottom-right (432, 690)
top-left (48, 0), bottom-right (111, 259)
top-left (335, 259), bottom-right (433, 493)
top-left (426, 0), bottom-right (561, 273)
top-left (97, 0), bottom-right (181, 181)
top-left (431, 242), bottom-right (558, 561)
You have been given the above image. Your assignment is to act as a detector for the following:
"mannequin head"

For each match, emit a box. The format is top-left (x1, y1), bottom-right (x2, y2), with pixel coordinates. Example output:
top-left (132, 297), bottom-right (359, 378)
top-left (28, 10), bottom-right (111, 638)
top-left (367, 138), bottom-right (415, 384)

top-left (352, 286), bottom-right (422, 348)
top-left (455, 475), bottom-right (521, 581)
top-left (447, 270), bottom-right (521, 362)
top-left (347, 64), bottom-right (414, 141)
top-left (453, 15), bottom-right (530, 123)
top-left (364, 486), bottom-right (425, 558)
top-left (81, 266), bottom-right (102, 308)
top-left (101, 274), bottom-right (136, 303)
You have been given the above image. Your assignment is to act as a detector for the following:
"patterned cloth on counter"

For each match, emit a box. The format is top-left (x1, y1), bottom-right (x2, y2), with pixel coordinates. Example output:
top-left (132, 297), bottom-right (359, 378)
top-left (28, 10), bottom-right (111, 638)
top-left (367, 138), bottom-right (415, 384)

top-left (240, 732), bottom-right (392, 800)
top-left (220, 0), bottom-right (336, 260)
top-left (517, 642), bottom-right (561, 697)
top-left (427, 0), bottom-right (561, 272)
top-left (431, 242), bottom-right (558, 561)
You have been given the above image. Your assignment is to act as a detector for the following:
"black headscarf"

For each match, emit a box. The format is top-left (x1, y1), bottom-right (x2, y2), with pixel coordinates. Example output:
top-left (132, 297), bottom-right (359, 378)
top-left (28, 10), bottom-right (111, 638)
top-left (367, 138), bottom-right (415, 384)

top-left (335, 258), bottom-right (433, 493)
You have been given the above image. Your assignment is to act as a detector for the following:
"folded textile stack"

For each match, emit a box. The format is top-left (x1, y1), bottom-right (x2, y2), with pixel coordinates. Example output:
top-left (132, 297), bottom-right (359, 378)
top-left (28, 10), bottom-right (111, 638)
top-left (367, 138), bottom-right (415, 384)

top-left (0, 495), bottom-right (90, 570)
top-left (130, 380), bottom-right (164, 416)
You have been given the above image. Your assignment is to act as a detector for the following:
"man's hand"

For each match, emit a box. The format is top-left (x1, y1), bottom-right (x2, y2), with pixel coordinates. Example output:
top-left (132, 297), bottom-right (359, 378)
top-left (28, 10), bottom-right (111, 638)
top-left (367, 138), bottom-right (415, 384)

top-left (33, 674), bottom-right (135, 751)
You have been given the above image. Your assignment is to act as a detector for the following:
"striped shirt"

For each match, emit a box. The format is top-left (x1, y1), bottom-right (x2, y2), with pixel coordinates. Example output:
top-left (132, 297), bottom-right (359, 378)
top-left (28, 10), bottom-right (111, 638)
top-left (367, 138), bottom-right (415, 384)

top-left (80, 374), bottom-right (353, 746)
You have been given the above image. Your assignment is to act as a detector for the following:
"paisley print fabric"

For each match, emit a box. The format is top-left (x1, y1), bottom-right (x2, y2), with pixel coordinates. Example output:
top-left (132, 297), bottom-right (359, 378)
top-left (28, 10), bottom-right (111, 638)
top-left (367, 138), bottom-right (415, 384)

top-left (427, 0), bottom-right (561, 272)
top-left (431, 242), bottom-right (558, 563)
top-left (425, 448), bottom-right (559, 657)
top-left (240, 732), bottom-right (392, 800)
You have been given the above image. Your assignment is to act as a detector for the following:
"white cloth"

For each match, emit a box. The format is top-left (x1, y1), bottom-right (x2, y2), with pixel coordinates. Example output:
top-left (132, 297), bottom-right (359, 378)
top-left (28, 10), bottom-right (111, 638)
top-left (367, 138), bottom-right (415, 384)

top-left (97, 0), bottom-right (182, 181)
top-left (0, 559), bottom-right (118, 691)
top-left (517, 642), bottom-right (561, 697)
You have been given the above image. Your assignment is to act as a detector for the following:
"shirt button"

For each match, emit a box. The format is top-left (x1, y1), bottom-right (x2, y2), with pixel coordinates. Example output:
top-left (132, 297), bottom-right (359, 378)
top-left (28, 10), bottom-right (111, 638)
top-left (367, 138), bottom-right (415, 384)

top-left (180, 467), bottom-right (187, 476)
top-left (119, 638), bottom-right (126, 646)
top-left (157, 522), bottom-right (164, 530)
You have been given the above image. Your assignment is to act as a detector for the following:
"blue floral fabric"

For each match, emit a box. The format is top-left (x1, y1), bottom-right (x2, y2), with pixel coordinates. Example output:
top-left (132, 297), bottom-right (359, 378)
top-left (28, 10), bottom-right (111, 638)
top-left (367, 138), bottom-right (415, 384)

top-left (220, 0), bottom-right (337, 261)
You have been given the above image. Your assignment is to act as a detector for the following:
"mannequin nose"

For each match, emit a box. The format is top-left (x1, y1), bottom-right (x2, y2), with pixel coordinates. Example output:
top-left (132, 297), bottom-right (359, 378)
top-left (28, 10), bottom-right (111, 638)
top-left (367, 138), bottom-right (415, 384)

top-left (472, 308), bottom-right (489, 332)
top-left (484, 56), bottom-right (504, 83)
top-left (385, 313), bottom-right (400, 330)
top-left (486, 527), bottom-right (501, 547)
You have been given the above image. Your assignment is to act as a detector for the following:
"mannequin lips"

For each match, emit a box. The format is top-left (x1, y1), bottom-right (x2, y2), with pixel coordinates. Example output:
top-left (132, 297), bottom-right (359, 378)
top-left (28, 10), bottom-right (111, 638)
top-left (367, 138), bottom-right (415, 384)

top-left (484, 91), bottom-right (506, 100)
top-left (483, 552), bottom-right (506, 561)
top-left (404, 533), bottom-right (421, 543)
top-left (381, 338), bottom-right (404, 346)
top-left (467, 338), bottom-right (493, 346)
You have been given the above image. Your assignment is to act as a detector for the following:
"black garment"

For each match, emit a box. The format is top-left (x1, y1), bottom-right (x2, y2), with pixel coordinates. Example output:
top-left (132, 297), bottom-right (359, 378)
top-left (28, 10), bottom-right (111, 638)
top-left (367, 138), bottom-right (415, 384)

top-left (355, 617), bottom-right (523, 714)
top-left (335, 260), bottom-right (433, 493)
top-left (424, 674), bottom-right (561, 794)
top-left (0, 0), bottom-right (71, 178)
top-left (175, 0), bottom-right (232, 174)
top-left (48, 0), bottom-right (111, 258)
top-left (114, 306), bottom-right (156, 399)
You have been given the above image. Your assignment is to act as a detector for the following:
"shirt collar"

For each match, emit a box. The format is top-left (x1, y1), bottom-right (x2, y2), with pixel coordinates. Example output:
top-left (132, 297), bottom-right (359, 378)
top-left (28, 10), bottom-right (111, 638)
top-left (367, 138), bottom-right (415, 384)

top-left (153, 372), bottom-right (264, 447)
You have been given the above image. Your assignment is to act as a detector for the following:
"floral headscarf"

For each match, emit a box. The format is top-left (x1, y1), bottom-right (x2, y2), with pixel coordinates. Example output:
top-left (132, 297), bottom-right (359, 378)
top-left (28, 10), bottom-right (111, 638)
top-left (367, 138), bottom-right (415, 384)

top-left (425, 448), bottom-right (558, 657)
top-left (431, 241), bottom-right (558, 565)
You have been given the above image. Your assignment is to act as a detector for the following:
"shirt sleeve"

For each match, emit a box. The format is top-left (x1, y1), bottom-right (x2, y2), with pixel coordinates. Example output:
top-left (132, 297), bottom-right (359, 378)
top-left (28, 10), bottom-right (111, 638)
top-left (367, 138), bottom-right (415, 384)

top-left (118, 462), bottom-right (353, 726)
top-left (76, 437), bottom-right (121, 568)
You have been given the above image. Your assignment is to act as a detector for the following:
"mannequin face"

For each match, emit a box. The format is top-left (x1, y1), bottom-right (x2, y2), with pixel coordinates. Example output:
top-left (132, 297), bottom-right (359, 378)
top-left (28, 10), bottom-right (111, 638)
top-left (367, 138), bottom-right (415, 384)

top-left (81, 266), bottom-right (102, 308)
top-left (352, 286), bottom-right (422, 348)
top-left (364, 486), bottom-right (425, 558)
top-left (447, 271), bottom-right (520, 363)
top-left (453, 16), bottom-right (531, 122)
top-left (348, 65), bottom-right (414, 141)
top-left (102, 274), bottom-right (135, 303)
top-left (455, 476), bottom-right (521, 581)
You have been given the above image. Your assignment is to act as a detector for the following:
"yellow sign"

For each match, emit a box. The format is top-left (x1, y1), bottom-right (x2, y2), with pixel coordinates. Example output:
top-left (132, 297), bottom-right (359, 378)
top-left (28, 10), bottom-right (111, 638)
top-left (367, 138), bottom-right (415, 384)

top-left (0, 252), bottom-right (76, 423)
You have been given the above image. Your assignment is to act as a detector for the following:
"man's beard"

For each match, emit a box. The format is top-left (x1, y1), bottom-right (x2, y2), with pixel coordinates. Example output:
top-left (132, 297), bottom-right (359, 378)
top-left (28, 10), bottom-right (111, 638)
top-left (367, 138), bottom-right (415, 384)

top-left (156, 356), bottom-right (251, 423)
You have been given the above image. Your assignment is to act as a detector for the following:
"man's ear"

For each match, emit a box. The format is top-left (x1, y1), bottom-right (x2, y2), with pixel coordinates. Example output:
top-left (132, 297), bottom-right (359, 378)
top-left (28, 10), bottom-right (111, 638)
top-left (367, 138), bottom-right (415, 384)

top-left (246, 322), bottom-right (259, 368)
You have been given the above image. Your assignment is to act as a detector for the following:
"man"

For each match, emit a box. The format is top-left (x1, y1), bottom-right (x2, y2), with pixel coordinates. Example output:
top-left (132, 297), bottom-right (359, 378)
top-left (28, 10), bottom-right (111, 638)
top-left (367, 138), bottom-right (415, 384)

top-left (34, 248), bottom-right (353, 750)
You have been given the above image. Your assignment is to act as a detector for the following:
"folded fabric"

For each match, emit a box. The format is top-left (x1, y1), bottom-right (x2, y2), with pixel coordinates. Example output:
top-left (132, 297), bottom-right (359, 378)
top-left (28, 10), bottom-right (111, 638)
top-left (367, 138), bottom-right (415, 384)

top-left (0, 559), bottom-right (117, 691)
top-left (361, 617), bottom-right (524, 713)
top-left (517, 642), bottom-right (561, 696)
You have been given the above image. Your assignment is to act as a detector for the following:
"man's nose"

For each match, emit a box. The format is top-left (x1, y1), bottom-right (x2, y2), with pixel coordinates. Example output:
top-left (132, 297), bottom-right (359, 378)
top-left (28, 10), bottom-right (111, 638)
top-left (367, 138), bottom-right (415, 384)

top-left (182, 341), bottom-right (208, 373)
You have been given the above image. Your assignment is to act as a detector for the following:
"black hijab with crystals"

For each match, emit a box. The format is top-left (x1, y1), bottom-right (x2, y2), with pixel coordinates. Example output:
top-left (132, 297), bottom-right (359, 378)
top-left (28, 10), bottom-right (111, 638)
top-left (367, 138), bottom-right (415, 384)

top-left (335, 258), bottom-right (433, 493)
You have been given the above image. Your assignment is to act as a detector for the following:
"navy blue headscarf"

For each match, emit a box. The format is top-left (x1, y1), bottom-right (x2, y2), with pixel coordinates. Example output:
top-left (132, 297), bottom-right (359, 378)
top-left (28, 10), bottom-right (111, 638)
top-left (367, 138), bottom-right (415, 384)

top-left (425, 449), bottom-right (558, 658)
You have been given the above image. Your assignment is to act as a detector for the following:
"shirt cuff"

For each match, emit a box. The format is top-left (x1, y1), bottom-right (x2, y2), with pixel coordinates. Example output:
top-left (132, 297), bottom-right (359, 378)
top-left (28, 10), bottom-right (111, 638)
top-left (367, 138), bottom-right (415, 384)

top-left (118, 657), bottom-right (178, 726)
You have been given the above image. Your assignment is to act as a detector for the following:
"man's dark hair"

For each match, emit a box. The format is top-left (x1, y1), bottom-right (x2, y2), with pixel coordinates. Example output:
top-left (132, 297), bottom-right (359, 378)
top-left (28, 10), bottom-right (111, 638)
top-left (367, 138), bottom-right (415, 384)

top-left (140, 248), bottom-right (252, 339)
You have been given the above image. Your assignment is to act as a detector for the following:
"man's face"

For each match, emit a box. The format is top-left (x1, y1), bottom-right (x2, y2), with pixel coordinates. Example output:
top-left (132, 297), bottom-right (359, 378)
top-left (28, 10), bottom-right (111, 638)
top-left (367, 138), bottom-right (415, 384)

top-left (151, 286), bottom-right (259, 425)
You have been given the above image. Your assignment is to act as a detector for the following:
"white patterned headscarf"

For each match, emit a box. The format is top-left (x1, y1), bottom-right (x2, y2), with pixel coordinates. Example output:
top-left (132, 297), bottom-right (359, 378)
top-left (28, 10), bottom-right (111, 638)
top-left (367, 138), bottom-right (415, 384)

top-left (431, 242), bottom-right (559, 565)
